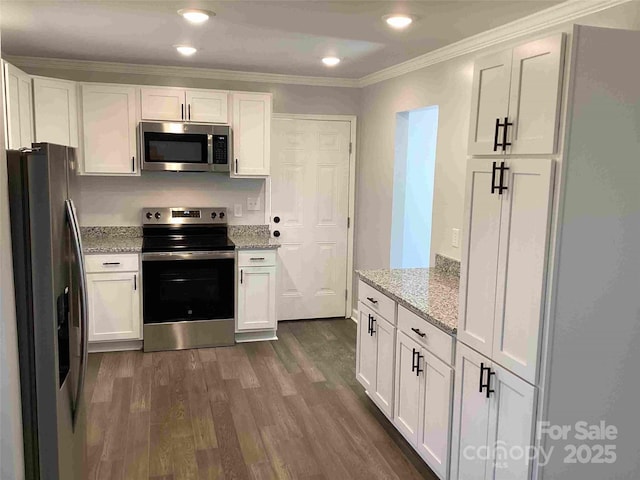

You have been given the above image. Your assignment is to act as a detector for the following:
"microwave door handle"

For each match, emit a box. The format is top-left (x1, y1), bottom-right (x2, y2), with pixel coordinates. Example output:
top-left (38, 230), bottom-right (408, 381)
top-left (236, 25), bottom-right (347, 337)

top-left (207, 134), bottom-right (214, 166)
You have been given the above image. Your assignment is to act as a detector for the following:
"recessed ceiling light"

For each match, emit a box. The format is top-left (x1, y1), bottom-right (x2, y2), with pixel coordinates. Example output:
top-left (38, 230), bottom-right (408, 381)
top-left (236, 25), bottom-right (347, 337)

top-left (322, 56), bottom-right (341, 67)
top-left (175, 45), bottom-right (197, 56)
top-left (178, 8), bottom-right (214, 24)
top-left (383, 14), bottom-right (414, 29)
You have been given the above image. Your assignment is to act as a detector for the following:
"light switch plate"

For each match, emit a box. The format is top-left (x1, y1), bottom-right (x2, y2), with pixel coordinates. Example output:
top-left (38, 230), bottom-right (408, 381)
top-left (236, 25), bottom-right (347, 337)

top-left (247, 197), bottom-right (261, 211)
top-left (452, 228), bottom-right (460, 248)
top-left (234, 204), bottom-right (243, 217)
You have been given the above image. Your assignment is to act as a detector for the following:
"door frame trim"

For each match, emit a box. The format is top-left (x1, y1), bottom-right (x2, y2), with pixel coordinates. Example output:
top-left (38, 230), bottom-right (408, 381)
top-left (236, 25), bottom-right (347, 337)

top-left (269, 113), bottom-right (357, 318)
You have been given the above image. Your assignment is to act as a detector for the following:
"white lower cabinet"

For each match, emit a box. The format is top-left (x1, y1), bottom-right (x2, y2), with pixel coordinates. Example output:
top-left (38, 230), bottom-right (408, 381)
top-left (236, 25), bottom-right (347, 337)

top-left (450, 342), bottom-right (536, 480)
top-left (236, 250), bottom-right (277, 333)
top-left (356, 304), bottom-right (395, 418)
top-left (86, 254), bottom-right (141, 342)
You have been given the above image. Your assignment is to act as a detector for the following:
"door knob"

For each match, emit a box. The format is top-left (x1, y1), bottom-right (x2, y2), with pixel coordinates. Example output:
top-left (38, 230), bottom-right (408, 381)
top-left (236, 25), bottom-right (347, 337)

top-left (273, 230), bottom-right (281, 238)
top-left (273, 216), bottom-right (280, 224)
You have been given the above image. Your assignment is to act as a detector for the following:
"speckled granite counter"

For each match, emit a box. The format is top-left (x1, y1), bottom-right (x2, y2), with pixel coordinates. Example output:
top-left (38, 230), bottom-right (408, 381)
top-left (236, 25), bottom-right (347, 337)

top-left (81, 227), bottom-right (142, 254)
top-left (228, 225), bottom-right (280, 250)
top-left (356, 267), bottom-right (459, 335)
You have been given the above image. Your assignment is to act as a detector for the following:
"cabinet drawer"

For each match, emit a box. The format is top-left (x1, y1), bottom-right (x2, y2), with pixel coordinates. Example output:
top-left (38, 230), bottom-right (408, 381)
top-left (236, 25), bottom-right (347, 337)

top-left (358, 280), bottom-right (396, 324)
top-left (238, 250), bottom-right (276, 267)
top-left (398, 305), bottom-right (454, 366)
top-left (85, 254), bottom-right (139, 273)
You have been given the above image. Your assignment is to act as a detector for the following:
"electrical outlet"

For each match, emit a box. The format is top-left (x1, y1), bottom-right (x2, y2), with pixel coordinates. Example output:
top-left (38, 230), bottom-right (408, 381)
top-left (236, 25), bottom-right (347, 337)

top-left (452, 228), bottom-right (460, 248)
top-left (247, 197), bottom-right (260, 211)
top-left (234, 204), bottom-right (243, 217)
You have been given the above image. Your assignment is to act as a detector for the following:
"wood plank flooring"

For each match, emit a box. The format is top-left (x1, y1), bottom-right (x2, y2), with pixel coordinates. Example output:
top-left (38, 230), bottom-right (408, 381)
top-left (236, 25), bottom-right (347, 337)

top-left (85, 318), bottom-right (438, 480)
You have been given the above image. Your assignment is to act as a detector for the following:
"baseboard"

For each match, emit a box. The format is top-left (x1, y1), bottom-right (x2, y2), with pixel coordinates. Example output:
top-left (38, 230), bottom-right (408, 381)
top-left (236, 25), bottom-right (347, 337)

top-left (235, 330), bottom-right (278, 343)
top-left (351, 307), bottom-right (358, 323)
top-left (88, 340), bottom-right (142, 353)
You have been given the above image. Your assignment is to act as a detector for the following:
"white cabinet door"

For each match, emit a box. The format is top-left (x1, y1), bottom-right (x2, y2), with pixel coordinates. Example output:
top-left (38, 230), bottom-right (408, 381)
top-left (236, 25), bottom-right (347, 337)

top-left (393, 331), bottom-right (422, 446)
top-left (140, 87), bottom-right (185, 121)
top-left (231, 92), bottom-right (271, 176)
top-left (417, 350), bottom-right (453, 480)
top-left (87, 272), bottom-right (140, 342)
top-left (450, 343), bottom-right (493, 480)
top-left (508, 34), bottom-right (565, 155)
top-left (492, 159), bottom-right (554, 384)
top-left (356, 305), bottom-right (377, 392)
top-left (186, 89), bottom-right (228, 123)
top-left (3, 62), bottom-right (34, 149)
top-left (485, 363), bottom-right (537, 479)
top-left (80, 84), bottom-right (138, 175)
top-left (458, 160), bottom-right (502, 358)
top-left (468, 50), bottom-right (512, 155)
top-left (33, 77), bottom-right (78, 147)
top-left (237, 266), bottom-right (276, 331)
top-left (373, 314), bottom-right (395, 418)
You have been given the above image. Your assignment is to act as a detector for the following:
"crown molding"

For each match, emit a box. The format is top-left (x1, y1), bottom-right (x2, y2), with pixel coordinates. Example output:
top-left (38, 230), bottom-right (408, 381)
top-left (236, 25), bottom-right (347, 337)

top-left (358, 0), bottom-right (632, 87)
top-left (3, 0), bottom-right (630, 90)
top-left (2, 55), bottom-right (361, 88)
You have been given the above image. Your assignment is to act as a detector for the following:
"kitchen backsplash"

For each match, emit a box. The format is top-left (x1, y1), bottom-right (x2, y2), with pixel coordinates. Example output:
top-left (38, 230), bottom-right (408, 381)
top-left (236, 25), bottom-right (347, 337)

top-left (435, 254), bottom-right (460, 277)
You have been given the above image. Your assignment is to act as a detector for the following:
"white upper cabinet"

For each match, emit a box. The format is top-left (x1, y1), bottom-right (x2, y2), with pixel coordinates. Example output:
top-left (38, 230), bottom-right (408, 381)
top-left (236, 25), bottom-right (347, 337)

top-left (459, 158), bottom-right (554, 384)
top-left (231, 92), bottom-right (272, 176)
top-left (467, 50), bottom-right (512, 156)
top-left (141, 87), bottom-right (229, 123)
top-left (140, 87), bottom-right (185, 121)
top-left (33, 76), bottom-right (78, 148)
top-left (186, 89), bottom-right (228, 123)
top-left (3, 62), bottom-right (34, 149)
top-left (468, 34), bottom-right (565, 156)
top-left (80, 83), bottom-right (139, 175)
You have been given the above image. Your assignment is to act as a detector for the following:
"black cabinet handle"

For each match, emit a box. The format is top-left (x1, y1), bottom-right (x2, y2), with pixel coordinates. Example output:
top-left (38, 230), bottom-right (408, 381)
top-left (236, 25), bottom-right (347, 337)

top-left (501, 116), bottom-right (513, 152)
top-left (134, 274), bottom-right (137, 291)
top-left (415, 352), bottom-right (424, 377)
top-left (181, 104), bottom-right (184, 120)
top-left (479, 362), bottom-right (496, 397)
top-left (486, 369), bottom-right (496, 398)
top-left (370, 317), bottom-right (376, 335)
top-left (366, 296), bottom-right (378, 304)
top-left (411, 348), bottom-right (417, 373)
top-left (411, 327), bottom-right (426, 338)
top-left (367, 314), bottom-right (372, 335)
top-left (493, 118), bottom-right (501, 152)
top-left (131, 156), bottom-right (135, 172)
top-left (479, 362), bottom-right (487, 393)
top-left (102, 262), bottom-right (120, 266)
top-left (240, 269), bottom-right (243, 284)
top-left (235, 159), bottom-right (238, 174)
top-left (491, 161), bottom-right (509, 195)
top-left (188, 104), bottom-right (191, 120)
top-left (250, 257), bottom-right (265, 261)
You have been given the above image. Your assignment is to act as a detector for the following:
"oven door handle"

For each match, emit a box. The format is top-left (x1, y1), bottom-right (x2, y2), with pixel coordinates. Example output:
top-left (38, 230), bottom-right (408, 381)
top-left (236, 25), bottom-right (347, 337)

top-left (142, 251), bottom-right (236, 261)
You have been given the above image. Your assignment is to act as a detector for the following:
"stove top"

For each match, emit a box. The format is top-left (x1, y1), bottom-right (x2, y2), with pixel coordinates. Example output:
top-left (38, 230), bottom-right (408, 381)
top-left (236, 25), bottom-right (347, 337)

top-left (141, 207), bottom-right (235, 253)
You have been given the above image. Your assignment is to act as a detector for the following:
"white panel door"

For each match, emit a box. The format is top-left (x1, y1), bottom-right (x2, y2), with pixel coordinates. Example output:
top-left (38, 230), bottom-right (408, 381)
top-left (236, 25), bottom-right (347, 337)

top-left (272, 118), bottom-right (350, 320)
top-left (393, 331), bottom-right (422, 447)
top-left (508, 34), bottom-right (565, 155)
top-left (87, 272), bottom-right (140, 342)
top-left (458, 160), bottom-right (502, 357)
top-left (450, 343), bottom-right (492, 480)
top-left (237, 266), bottom-right (276, 331)
top-left (486, 363), bottom-right (537, 479)
top-left (468, 50), bottom-right (512, 155)
top-left (33, 77), bottom-right (78, 147)
top-left (186, 89), bottom-right (228, 123)
top-left (356, 305), bottom-right (376, 392)
top-left (140, 87), bottom-right (185, 121)
top-left (80, 84), bottom-right (138, 175)
top-left (3, 62), bottom-right (34, 149)
top-left (373, 315), bottom-right (395, 418)
top-left (417, 350), bottom-right (453, 480)
top-left (493, 159), bottom-right (554, 384)
top-left (231, 92), bottom-right (271, 176)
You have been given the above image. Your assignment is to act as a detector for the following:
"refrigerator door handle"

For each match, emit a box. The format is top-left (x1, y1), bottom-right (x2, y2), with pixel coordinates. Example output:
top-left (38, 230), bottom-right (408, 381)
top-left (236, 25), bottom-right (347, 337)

top-left (65, 199), bottom-right (89, 428)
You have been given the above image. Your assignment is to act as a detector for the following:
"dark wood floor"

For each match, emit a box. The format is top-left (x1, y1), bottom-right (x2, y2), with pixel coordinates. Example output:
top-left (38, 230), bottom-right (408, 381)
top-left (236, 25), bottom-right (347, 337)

top-left (84, 318), bottom-right (437, 479)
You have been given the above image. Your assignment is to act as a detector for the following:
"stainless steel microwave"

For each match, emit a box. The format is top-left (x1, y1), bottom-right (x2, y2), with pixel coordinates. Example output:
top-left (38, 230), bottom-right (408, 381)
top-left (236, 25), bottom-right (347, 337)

top-left (139, 122), bottom-right (232, 172)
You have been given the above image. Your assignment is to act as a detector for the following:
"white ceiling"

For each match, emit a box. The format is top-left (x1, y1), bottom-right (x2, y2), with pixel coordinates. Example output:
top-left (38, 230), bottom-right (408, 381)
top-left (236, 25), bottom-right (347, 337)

top-left (0, 1), bottom-right (561, 79)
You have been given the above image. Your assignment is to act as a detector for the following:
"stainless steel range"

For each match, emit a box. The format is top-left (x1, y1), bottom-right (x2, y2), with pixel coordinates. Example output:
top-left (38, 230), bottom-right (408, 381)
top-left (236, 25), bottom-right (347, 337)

top-left (142, 207), bottom-right (235, 352)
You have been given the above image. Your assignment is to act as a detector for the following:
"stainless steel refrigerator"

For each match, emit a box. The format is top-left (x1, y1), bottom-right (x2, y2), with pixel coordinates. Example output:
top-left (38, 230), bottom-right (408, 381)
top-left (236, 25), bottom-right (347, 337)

top-left (7, 143), bottom-right (87, 480)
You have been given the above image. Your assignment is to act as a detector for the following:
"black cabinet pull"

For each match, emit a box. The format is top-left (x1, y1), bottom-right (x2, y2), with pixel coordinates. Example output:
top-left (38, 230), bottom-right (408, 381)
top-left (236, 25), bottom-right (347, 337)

top-left (235, 159), bottom-right (238, 174)
top-left (102, 262), bottom-right (120, 266)
top-left (411, 348), bottom-right (417, 372)
top-left (134, 274), bottom-right (137, 291)
top-left (250, 257), bottom-right (265, 261)
top-left (486, 369), bottom-right (496, 398)
top-left (415, 352), bottom-right (424, 377)
top-left (367, 314), bottom-right (373, 334)
top-left (366, 296), bottom-right (378, 304)
top-left (479, 362), bottom-right (487, 393)
top-left (240, 269), bottom-right (243, 284)
top-left (370, 317), bottom-right (376, 335)
top-left (181, 104), bottom-right (184, 120)
top-left (411, 327), bottom-right (426, 338)
top-left (493, 118), bottom-right (501, 152)
top-left (501, 116), bottom-right (513, 152)
top-left (131, 156), bottom-right (135, 172)
top-left (479, 363), bottom-right (496, 397)
top-left (491, 161), bottom-right (509, 195)
top-left (188, 104), bottom-right (191, 120)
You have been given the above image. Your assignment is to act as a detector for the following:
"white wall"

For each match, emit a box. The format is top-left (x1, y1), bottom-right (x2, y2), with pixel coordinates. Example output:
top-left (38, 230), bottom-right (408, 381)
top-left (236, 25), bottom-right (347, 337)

top-left (16, 67), bottom-right (361, 226)
top-left (0, 21), bottom-right (26, 480)
top-left (355, 1), bottom-right (640, 271)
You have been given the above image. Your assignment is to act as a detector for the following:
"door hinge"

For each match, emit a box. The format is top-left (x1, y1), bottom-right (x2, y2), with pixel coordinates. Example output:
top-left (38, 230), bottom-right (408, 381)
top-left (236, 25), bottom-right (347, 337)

top-left (345, 289), bottom-right (348, 300)
top-left (347, 217), bottom-right (350, 229)
top-left (349, 142), bottom-right (352, 155)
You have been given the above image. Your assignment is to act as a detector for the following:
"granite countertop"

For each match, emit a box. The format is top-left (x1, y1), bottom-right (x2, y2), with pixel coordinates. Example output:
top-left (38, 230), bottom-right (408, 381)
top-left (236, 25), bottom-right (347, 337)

top-left (228, 234), bottom-right (280, 250)
top-left (356, 265), bottom-right (459, 335)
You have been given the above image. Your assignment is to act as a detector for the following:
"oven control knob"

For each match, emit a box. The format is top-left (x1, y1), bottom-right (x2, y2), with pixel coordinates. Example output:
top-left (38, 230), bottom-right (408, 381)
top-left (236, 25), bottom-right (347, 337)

top-left (146, 212), bottom-right (153, 219)
top-left (211, 212), bottom-right (217, 219)
top-left (219, 211), bottom-right (225, 219)
top-left (154, 212), bottom-right (161, 220)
